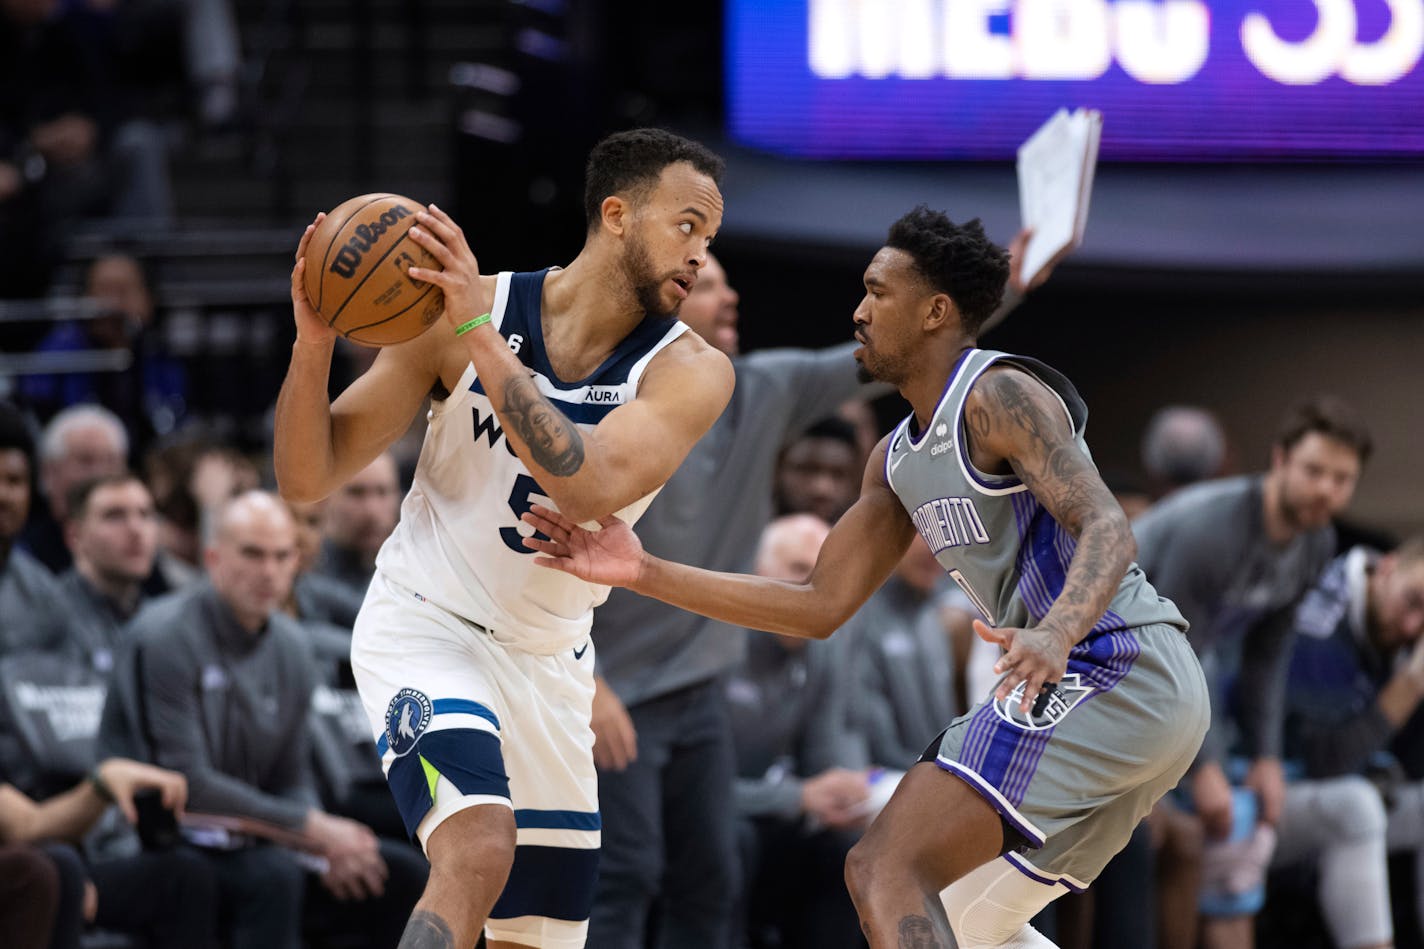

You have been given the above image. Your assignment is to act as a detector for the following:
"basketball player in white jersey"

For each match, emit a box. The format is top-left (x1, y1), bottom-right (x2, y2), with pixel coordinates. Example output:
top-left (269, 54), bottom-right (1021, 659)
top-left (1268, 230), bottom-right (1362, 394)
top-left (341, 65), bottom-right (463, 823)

top-left (273, 129), bottom-right (734, 949)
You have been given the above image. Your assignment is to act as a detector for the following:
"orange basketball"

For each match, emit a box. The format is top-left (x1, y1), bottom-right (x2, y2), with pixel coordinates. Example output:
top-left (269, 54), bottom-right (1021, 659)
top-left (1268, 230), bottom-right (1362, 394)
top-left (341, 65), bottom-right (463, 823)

top-left (301, 193), bottom-right (446, 346)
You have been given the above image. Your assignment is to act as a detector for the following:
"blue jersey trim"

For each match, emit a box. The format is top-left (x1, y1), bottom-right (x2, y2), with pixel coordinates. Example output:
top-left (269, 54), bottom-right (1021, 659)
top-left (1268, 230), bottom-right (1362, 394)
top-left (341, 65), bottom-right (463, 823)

top-left (507, 269), bottom-right (681, 389)
top-left (514, 808), bottom-right (602, 831)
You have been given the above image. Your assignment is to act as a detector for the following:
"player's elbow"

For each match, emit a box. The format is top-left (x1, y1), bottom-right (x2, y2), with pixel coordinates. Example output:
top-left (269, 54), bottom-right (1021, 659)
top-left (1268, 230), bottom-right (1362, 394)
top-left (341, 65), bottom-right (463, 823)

top-left (274, 470), bottom-right (328, 505)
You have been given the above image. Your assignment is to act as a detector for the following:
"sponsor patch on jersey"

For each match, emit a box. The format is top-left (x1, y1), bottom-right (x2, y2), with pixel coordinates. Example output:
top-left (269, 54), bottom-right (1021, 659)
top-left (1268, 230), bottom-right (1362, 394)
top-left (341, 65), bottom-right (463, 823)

top-left (992, 674), bottom-right (1093, 731)
top-left (385, 688), bottom-right (433, 757)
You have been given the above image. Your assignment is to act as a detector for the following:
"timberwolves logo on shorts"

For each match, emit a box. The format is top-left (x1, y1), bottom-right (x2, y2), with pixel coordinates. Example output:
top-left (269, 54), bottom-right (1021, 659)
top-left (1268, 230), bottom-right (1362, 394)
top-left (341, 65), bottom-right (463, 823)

top-left (384, 688), bottom-right (432, 757)
top-left (993, 674), bottom-right (1093, 731)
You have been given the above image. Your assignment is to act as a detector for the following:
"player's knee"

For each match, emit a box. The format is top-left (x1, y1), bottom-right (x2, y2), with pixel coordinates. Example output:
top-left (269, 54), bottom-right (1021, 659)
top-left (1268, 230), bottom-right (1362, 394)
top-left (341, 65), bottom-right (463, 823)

top-left (427, 804), bottom-right (517, 886)
top-left (1316, 776), bottom-right (1387, 842)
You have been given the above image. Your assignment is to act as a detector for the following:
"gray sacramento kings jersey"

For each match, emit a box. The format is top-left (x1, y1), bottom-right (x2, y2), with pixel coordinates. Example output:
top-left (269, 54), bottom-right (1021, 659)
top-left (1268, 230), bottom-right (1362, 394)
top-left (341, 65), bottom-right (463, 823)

top-left (885, 349), bottom-right (1186, 655)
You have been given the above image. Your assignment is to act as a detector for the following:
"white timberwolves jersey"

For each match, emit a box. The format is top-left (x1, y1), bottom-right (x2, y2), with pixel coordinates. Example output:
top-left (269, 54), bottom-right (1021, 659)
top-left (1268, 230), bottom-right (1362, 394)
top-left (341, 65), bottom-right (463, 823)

top-left (376, 269), bottom-right (688, 653)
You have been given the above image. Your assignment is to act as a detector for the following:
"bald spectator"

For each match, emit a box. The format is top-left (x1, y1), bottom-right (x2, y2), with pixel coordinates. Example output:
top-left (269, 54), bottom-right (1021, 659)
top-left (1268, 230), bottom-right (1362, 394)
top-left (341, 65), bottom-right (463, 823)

top-left (0, 402), bottom-right (71, 654)
top-left (729, 514), bottom-right (870, 949)
top-left (57, 473), bottom-right (156, 672)
top-left (122, 491), bottom-right (423, 949)
top-left (21, 404), bottom-right (127, 574)
top-left (313, 453), bottom-right (399, 598)
top-left (1141, 405), bottom-right (1229, 500)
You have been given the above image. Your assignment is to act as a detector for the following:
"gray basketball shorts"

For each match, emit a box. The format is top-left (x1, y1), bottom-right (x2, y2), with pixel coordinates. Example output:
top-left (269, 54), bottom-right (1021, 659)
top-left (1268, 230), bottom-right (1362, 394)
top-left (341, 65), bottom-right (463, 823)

top-left (930, 623), bottom-right (1208, 889)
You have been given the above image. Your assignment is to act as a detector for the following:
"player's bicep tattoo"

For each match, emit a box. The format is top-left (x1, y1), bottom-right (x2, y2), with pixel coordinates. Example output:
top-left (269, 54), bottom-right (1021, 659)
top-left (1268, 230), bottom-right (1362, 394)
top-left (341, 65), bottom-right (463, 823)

top-left (501, 374), bottom-right (585, 477)
top-left (980, 371), bottom-right (1107, 534)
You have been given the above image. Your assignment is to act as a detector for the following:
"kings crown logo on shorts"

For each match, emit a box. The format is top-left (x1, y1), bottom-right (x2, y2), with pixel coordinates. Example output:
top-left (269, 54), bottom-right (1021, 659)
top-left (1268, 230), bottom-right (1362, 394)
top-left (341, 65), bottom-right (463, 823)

top-left (992, 674), bottom-right (1093, 732)
top-left (384, 687), bottom-right (432, 757)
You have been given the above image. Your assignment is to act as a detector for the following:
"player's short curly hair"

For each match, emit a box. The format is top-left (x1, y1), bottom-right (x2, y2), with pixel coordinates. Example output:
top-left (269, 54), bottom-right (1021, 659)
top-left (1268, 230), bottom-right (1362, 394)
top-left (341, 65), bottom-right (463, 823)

top-left (886, 206), bottom-right (1009, 335)
top-left (584, 129), bottom-right (725, 234)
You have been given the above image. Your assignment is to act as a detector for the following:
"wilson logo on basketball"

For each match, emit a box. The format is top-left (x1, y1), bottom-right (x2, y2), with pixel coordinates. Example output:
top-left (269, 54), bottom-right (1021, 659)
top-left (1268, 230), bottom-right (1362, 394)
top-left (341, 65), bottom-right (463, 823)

top-left (329, 205), bottom-right (414, 278)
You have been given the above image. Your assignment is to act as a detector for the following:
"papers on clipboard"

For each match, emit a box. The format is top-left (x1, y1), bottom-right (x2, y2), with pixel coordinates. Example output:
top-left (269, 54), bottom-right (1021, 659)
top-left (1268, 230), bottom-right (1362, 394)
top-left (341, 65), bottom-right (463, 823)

top-left (1016, 109), bottom-right (1102, 287)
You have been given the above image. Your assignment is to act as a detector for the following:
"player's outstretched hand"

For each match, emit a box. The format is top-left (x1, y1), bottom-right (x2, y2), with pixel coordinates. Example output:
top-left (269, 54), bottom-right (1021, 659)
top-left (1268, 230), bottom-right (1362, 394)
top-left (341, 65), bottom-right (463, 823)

top-left (522, 504), bottom-right (645, 587)
top-left (406, 204), bottom-right (483, 333)
top-left (291, 213), bottom-right (335, 345)
top-left (973, 618), bottom-right (1070, 714)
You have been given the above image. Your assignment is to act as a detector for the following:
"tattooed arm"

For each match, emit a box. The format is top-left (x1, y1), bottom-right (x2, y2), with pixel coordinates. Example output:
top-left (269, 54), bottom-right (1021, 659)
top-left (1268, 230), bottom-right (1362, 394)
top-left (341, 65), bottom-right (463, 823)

top-left (963, 365), bottom-right (1136, 707)
top-left (471, 332), bottom-right (734, 523)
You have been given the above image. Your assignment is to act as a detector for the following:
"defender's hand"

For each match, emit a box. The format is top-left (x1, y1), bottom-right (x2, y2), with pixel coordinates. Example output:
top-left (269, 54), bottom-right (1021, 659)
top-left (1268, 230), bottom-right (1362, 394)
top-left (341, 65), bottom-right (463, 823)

top-left (974, 619), bottom-right (1070, 714)
top-left (521, 504), bottom-right (646, 587)
top-left (291, 213), bottom-right (336, 346)
top-left (405, 205), bottom-right (485, 331)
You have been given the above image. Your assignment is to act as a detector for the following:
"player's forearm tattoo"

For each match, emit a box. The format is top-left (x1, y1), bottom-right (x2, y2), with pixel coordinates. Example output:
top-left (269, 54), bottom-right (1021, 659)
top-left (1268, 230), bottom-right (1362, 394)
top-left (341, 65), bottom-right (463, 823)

top-left (896, 916), bottom-right (943, 948)
top-left (978, 370), bottom-right (1132, 639)
top-left (397, 910), bottom-right (455, 949)
top-left (501, 374), bottom-right (585, 476)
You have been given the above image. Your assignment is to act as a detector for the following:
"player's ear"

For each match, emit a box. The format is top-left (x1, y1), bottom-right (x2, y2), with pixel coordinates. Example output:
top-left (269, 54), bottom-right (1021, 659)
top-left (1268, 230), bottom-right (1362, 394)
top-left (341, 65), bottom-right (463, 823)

top-left (923, 293), bottom-right (954, 331)
top-left (600, 195), bottom-right (630, 237)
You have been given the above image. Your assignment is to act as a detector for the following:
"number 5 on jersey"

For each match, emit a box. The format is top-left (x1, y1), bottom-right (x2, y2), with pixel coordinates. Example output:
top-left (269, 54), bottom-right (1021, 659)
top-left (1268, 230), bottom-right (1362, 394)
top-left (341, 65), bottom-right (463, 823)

top-left (501, 473), bottom-right (551, 554)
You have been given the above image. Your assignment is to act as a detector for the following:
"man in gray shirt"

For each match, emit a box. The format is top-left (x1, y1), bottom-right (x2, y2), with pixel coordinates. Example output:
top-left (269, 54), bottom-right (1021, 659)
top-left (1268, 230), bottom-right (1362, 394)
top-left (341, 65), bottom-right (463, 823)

top-left (587, 240), bottom-right (1051, 948)
top-left (56, 473), bottom-right (158, 673)
top-left (124, 491), bottom-right (424, 949)
top-left (0, 402), bottom-right (71, 656)
top-left (1132, 395), bottom-right (1372, 947)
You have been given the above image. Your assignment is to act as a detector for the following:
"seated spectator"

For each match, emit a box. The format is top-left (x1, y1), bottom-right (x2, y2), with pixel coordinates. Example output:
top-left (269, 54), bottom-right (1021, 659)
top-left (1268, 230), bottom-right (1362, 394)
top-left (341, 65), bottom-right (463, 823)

top-left (0, 402), bottom-right (71, 653)
top-left (313, 452), bottom-right (400, 598)
top-left (21, 403), bottom-right (127, 574)
top-left (774, 417), bottom-right (861, 525)
top-left (123, 490), bottom-right (423, 949)
top-left (727, 514), bottom-right (869, 949)
top-left (0, 755), bottom-right (217, 949)
top-left (57, 472), bottom-right (156, 672)
top-left (1268, 538), bottom-right (1424, 948)
top-left (19, 252), bottom-right (187, 447)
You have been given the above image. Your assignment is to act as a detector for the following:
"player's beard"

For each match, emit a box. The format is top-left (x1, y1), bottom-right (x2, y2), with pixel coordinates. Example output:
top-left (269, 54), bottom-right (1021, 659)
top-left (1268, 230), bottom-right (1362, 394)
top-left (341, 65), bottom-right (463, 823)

top-left (624, 231), bottom-right (680, 318)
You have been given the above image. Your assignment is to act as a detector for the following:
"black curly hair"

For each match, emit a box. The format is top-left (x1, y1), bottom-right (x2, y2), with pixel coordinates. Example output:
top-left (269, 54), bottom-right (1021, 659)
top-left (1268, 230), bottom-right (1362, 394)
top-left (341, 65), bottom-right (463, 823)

top-left (584, 129), bottom-right (725, 234)
top-left (0, 401), bottom-right (34, 467)
top-left (885, 206), bottom-right (1009, 335)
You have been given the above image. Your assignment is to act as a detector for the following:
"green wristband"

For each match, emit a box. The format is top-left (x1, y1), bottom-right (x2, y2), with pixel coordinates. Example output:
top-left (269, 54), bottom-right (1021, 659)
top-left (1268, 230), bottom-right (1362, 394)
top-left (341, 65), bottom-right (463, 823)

top-left (454, 313), bottom-right (492, 336)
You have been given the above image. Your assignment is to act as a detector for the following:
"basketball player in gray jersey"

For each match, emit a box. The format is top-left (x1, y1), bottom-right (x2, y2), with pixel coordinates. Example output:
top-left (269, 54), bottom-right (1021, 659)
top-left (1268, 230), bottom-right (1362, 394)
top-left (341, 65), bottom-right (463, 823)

top-left (521, 207), bottom-right (1209, 949)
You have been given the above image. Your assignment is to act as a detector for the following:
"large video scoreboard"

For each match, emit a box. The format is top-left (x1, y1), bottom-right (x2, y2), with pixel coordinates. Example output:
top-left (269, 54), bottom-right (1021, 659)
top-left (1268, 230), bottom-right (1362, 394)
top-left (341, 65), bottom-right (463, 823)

top-left (728, 0), bottom-right (1424, 159)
